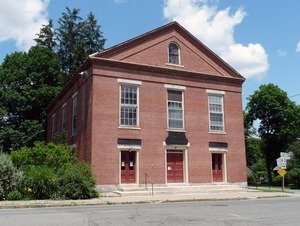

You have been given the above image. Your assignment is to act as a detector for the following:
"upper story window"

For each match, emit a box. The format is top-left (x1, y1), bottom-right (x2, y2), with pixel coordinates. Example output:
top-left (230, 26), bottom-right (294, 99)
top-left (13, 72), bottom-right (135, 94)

top-left (51, 114), bottom-right (56, 141)
top-left (119, 79), bottom-right (141, 128)
top-left (167, 89), bottom-right (184, 129)
top-left (168, 43), bottom-right (180, 65)
top-left (62, 103), bottom-right (66, 133)
top-left (72, 93), bottom-right (77, 136)
top-left (208, 92), bottom-right (225, 132)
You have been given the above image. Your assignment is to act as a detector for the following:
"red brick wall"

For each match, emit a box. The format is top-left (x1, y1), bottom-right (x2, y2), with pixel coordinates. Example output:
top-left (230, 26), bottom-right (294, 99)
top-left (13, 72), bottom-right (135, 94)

top-left (89, 63), bottom-right (246, 185)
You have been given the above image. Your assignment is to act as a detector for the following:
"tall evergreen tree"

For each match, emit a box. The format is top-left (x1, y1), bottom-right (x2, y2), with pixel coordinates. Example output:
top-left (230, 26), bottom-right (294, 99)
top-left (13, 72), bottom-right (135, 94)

top-left (34, 19), bottom-right (56, 51)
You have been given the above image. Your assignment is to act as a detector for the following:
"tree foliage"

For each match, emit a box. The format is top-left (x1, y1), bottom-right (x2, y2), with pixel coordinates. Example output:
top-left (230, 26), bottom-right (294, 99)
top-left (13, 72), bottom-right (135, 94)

top-left (35, 7), bottom-right (106, 82)
top-left (0, 46), bottom-right (63, 152)
top-left (246, 83), bottom-right (300, 184)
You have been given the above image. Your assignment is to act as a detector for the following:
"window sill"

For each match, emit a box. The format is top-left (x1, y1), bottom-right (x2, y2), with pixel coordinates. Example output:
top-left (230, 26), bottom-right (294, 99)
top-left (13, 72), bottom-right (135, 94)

top-left (119, 126), bottom-right (141, 130)
top-left (165, 63), bottom-right (184, 68)
top-left (209, 131), bottom-right (227, 135)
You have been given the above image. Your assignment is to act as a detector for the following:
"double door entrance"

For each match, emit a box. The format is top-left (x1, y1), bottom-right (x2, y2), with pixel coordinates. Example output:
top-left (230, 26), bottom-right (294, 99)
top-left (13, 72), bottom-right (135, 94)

top-left (212, 153), bottom-right (223, 182)
top-left (167, 152), bottom-right (184, 183)
top-left (121, 151), bottom-right (136, 184)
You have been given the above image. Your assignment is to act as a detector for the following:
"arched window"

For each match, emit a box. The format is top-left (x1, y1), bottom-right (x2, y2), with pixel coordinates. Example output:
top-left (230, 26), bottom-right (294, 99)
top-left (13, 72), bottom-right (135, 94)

top-left (168, 43), bottom-right (179, 65)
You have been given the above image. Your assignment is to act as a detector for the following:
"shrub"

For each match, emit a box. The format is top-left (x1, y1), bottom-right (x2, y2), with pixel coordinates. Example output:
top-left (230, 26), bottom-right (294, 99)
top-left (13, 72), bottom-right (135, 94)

top-left (57, 162), bottom-right (99, 199)
top-left (7, 190), bottom-right (22, 201)
top-left (11, 142), bottom-right (76, 170)
top-left (286, 168), bottom-right (300, 188)
top-left (24, 165), bottom-right (58, 199)
top-left (0, 152), bottom-right (24, 200)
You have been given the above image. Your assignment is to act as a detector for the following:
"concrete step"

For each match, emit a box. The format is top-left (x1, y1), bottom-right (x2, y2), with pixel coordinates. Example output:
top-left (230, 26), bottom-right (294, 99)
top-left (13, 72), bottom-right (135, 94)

top-left (114, 184), bottom-right (246, 196)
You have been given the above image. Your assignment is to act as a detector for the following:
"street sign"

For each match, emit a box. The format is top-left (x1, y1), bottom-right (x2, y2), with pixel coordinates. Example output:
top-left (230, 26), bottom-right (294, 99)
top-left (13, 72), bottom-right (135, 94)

top-left (278, 169), bottom-right (287, 177)
top-left (280, 152), bottom-right (291, 160)
top-left (273, 166), bottom-right (280, 171)
top-left (276, 157), bottom-right (287, 169)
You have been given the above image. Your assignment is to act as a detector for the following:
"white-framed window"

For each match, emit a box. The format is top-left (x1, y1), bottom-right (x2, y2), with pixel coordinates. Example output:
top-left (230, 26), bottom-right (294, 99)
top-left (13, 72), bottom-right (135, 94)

top-left (168, 43), bottom-right (180, 65)
top-left (62, 103), bottom-right (66, 133)
top-left (72, 94), bottom-right (77, 135)
top-left (208, 93), bottom-right (225, 132)
top-left (51, 114), bottom-right (55, 141)
top-left (119, 79), bottom-right (141, 127)
top-left (167, 89), bottom-right (184, 129)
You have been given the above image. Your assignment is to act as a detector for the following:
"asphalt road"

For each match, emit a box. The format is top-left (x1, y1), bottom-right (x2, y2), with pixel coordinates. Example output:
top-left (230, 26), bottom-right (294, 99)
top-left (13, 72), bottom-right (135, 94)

top-left (1, 197), bottom-right (300, 225)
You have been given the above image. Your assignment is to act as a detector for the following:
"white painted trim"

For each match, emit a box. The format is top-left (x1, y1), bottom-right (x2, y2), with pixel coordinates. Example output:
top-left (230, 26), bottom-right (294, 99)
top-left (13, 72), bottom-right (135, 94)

top-left (206, 89), bottom-right (225, 95)
top-left (209, 147), bottom-right (227, 152)
top-left (208, 93), bottom-right (225, 133)
top-left (62, 102), bottom-right (67, 108)
top-left (163, 141), bottom-right (190, 149)
top-left (164, 84), bottom-right (186, 90)
top-left (119, 83), bottom-right (140, 128)
top-left (118, 149), bottom-right (140, 186)
top-left (165, 63), bottom-right (184, 68)
top-left (117, 145), bottom-right (141, 150)
top-left (72, 91), bottom-right (78, 99)
top-left (165, 148), bottom-right (189, 184)
top-left (117, 78), bottom-right (142, 85)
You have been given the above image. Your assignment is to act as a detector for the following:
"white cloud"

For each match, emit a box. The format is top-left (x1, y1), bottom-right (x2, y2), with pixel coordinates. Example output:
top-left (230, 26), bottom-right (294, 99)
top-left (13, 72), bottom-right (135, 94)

top-left (277, 49), bottom-right (287, 57)
top-left (113, 0), bottom-right (127, 3)
top-left (163, 0), bottom-right (269, 80)
top-left (0, 0), bottom-right (49, 51)
top-left (296, 42), bottom-right (300, 53)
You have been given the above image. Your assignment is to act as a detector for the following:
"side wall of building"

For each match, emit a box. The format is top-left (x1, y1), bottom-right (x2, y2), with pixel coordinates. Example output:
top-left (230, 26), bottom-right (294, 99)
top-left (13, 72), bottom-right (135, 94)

top-left (46, 74), bottom-right (93, 163)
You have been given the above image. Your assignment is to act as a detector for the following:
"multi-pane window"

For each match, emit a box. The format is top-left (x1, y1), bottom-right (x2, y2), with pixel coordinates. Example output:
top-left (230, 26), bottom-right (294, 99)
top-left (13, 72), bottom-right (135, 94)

top-left (72, 95), bottom-right (77, 135)
top-left (120, 85), bottom-right (138, 126)
top-left (209, 94), bottom-right (224, 131)
top-left (51, 114), bottom-right (55, 141)
top-left (62, 104), bottom-right (66, 133)
top-left (168, 90), bottom-right (183, 129)
top-left (168, 43), bottom-right (179, 65)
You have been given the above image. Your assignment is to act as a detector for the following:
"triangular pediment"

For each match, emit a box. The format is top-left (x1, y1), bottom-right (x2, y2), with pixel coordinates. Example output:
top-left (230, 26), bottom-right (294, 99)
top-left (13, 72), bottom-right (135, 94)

top-left (91, 22), bottom-right (244, 80)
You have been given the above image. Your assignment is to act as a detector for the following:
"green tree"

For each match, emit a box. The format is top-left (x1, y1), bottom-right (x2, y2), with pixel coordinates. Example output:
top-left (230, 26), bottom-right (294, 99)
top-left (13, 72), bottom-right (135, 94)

top-left (54, 7), bottom-right (105, 82)
top-left (246, 83), bottom-right (300, 184)
top-left (34, 19), bottom-right (56, 51)
top-left (0, 46), bottom-right (62, 152)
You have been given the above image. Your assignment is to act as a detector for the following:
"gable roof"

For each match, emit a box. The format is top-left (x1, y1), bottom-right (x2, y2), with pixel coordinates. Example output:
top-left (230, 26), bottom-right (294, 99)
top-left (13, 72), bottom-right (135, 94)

top-left (91, 21), bottom-right (245, 80)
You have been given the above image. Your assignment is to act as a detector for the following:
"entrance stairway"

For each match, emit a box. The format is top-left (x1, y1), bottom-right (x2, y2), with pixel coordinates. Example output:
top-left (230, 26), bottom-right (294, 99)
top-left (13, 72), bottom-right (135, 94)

top-left (113, 184), bottom-right (246, 197)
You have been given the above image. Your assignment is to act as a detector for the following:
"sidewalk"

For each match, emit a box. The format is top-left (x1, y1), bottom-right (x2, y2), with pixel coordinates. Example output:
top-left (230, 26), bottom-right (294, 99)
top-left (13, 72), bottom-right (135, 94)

top-left (0, 188), bottom-right (299, 209)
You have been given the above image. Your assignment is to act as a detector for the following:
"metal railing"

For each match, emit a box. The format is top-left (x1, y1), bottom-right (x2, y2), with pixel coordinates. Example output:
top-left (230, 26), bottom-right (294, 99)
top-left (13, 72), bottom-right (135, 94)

top-left (145, 173), bottom-right (154, 196)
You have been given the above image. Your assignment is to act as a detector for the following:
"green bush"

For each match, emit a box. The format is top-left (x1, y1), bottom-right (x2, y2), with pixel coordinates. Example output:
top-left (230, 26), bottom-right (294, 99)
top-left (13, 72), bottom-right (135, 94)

top-left (57, 162), bottom-right (98, 199)
top-left (0, 152), bottom-right (24, 200)
top-left (24, 165), bottom-right (58, 199)
top-left (10, 142), bottom-right (98, 200)
top-left (7, 190), bottom-right (22, 201)
top-left (11, 142), bottom-right (76, 170)
top-left (286, 168), bottom-right (300, 188)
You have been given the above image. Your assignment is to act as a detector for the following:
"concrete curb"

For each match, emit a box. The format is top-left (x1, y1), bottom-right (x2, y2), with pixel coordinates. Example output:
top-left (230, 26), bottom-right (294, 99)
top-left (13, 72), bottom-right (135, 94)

top-left (0, 190), bottom-right (297, 209)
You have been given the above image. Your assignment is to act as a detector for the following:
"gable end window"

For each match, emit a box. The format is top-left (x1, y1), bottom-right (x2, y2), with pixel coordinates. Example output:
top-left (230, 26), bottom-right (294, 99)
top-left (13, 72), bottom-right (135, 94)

top-left (208, 94), bottom-right (224, 132)
top-left (119, 82), bottom-right (140, 127)
top-left (168, 43), bottom-right (180, 65)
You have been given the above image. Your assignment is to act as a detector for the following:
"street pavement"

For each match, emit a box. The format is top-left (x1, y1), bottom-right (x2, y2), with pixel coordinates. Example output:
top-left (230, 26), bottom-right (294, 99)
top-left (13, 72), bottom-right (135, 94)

top-left (0, 187), bottom-right (299, 209)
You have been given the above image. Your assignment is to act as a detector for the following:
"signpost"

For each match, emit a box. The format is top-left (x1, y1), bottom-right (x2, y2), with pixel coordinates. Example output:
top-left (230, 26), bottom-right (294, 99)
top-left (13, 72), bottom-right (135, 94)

top-left (274, 152), bottom-right (291, 191)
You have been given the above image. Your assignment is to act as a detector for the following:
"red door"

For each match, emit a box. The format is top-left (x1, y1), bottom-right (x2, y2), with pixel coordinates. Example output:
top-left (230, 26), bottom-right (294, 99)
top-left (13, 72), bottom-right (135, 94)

top-left (212, 153), bottom-right (223, 182)
top-left (167, 152), bottom-right (184, 183)
top-left (121, 151), bottom-right (135, 183)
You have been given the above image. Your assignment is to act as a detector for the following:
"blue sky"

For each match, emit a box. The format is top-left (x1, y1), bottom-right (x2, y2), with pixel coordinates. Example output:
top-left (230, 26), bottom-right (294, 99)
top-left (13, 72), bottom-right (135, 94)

top-left (1, 0), bottom-right (300, 107)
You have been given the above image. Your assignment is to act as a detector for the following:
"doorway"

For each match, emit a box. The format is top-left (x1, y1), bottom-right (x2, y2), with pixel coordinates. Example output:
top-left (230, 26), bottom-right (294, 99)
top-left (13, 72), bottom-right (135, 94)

top-left (167, 152), bottom-right (184, 183)
top-left (212, 153), bottom-right (223, 182)
top-left (121, 151), bottom-right (136, 183)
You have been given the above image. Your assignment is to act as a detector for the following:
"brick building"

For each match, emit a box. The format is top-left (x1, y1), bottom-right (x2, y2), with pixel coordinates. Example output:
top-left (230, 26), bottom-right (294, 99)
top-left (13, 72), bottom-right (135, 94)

top-left (46, 22), bottom-right (247, 191)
